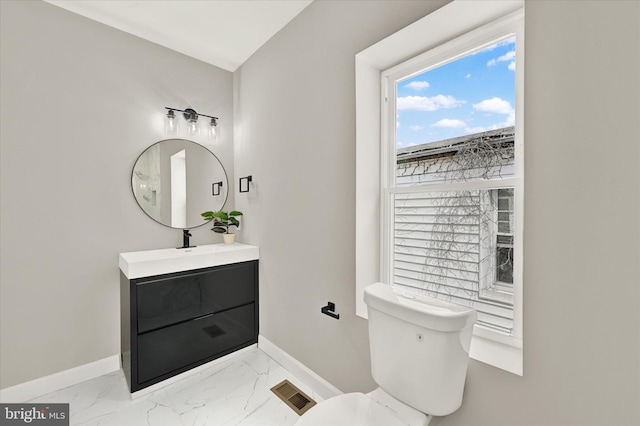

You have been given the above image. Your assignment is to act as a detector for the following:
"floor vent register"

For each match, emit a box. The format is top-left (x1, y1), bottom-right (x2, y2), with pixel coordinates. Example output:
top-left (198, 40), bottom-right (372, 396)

top-left (270, 379), bottom-right (317, 415)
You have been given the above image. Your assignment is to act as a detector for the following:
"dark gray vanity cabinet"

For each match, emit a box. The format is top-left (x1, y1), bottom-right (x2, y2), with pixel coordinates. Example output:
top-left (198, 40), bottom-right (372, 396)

top-left (120, 260), bottom-right (258, 392)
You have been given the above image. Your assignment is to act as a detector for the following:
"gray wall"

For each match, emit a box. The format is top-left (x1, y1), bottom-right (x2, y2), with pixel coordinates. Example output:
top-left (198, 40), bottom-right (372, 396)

top-left (234, 0), bottom-right (450, 394)
top-left (0, 0), bottom-right (234, 389)
top-left (235, 1), bottom-right (639, 425)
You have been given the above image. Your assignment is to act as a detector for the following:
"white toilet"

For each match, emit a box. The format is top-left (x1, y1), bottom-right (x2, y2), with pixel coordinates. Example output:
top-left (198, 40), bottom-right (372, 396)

top-left (295, 282), bottom-right (477, 425)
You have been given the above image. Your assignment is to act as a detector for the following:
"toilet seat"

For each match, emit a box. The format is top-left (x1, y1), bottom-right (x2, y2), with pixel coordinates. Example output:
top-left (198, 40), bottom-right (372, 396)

top-left (294, 392), bottom-right (405, 425)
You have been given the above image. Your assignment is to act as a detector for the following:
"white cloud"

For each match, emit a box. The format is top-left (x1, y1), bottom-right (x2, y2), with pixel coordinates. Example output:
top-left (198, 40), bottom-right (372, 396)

top-left (404, 81), bottom-right (430, 91)
top-left (503, 110), bottom-right (515, 127)
top-left (487, 49), bottom-right (516, 67)
top-left (409, 125), bottom-right (424, 131)
top-left (473, 97), bottom-right (513, 115)
top-left (499, 50), bottom-right (516, 62)
top-left (433, 119), bottom-right (466, 128)
top-left (508, 61), bottom-right (516, 71)
top-left (397, 95), bottom-right (464, 111)
top-left (466, 73), bottom-right (471, 79)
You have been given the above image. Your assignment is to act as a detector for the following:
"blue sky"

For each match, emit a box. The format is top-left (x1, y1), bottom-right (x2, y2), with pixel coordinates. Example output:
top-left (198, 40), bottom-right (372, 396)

top-left (396, 36), bottom-right (516, 148)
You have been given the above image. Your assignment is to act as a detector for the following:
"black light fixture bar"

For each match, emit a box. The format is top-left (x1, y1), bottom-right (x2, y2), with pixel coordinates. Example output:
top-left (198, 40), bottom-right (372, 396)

top-left (165, 106), bottom-right (218, 121)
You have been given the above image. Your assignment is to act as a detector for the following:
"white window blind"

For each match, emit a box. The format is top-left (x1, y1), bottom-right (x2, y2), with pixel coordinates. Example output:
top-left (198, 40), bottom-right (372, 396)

top-left (394, 189), bottom-right (514, 333)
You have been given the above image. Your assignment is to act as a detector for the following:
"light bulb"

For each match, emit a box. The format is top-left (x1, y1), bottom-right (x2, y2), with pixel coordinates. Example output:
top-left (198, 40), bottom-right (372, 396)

top-left (187, 118), bottom-right (199, 136)
top-left (209, 117), bottom-right (219, 142)
top-left (184, 108), bottom-right (199, 136)
top-left (165, 109), bottom-right (177, 134)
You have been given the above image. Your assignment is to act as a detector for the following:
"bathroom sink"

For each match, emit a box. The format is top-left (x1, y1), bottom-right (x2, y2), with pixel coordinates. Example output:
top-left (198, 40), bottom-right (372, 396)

top-left (119, 243), bottom-right (259, 279)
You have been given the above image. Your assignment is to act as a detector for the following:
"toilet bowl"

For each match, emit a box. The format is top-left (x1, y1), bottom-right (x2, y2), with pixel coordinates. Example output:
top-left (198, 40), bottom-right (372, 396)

top-left (295, 283), bottom-right (476, 426)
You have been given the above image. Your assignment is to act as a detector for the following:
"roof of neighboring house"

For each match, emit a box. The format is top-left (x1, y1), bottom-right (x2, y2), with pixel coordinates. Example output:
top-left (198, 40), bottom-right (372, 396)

top-left (396, 126), bottom-right (515, 164)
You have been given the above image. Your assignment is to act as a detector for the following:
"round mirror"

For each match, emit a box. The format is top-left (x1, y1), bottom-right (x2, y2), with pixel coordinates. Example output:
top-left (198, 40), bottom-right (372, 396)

top-left (131, 139), bottom-right (228, 229)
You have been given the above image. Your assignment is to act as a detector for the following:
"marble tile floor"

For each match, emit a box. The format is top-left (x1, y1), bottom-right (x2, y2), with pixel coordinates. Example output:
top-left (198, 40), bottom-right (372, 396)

top-left (26, 346), bottom-right (323, 426)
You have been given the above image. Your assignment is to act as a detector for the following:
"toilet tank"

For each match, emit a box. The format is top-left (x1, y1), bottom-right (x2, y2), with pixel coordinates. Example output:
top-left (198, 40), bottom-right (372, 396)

top-left (364, 283), bottom-right (477, 417)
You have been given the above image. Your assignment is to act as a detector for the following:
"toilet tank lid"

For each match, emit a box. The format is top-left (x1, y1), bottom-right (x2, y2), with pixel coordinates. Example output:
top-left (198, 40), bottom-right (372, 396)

top-left (364, 283), bottom-right (477, 332)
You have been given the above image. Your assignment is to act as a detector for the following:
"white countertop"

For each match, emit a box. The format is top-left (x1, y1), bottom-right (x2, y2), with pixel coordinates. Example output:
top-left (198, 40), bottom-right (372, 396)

top-left (119, 243), bottom-right (259, 279)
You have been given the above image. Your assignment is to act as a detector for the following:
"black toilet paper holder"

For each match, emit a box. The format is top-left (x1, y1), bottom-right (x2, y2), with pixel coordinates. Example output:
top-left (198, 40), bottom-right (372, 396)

top-left (321, 302), bottom-right (340, 320)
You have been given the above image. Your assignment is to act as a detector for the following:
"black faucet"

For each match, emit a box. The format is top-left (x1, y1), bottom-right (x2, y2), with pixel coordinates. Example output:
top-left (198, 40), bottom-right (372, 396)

top-left (178, 229), bottom-right (195, 249)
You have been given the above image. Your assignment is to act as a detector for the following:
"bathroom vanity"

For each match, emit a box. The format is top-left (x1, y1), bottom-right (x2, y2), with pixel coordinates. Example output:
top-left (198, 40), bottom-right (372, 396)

top-left (119, 243), bottom-right (259, 393)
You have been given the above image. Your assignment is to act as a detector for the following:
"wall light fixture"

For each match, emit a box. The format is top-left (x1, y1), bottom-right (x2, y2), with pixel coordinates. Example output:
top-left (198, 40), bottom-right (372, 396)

top-left (165, 107), bottom-right (219, 141)
top-left (239, 175), bottom-right (253, 193)
top-left (212, 181), bottom-right (223, 196)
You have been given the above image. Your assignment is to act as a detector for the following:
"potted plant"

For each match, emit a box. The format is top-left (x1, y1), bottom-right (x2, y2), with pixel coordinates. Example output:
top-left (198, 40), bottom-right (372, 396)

top-left (201, 210), bottom-right (243, 244)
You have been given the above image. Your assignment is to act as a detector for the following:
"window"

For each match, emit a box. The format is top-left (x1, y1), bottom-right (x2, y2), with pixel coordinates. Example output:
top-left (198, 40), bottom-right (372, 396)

top-left (356, 2), bottom-right (524, 375)
top-left (494, 189), bottom-right (515, 287)
top-left (478, 187), bottom-right (516, 306)
top-left (382, 16), bottom-right (523, 364)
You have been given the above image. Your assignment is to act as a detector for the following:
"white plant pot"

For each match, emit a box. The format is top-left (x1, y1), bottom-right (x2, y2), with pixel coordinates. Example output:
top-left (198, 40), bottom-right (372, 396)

top-left (223, 233), bottom-right (236, 245)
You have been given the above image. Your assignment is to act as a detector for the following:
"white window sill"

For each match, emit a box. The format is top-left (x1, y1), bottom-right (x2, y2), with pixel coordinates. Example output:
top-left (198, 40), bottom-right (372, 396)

top-left (469, 325), bottom-right (522, 376)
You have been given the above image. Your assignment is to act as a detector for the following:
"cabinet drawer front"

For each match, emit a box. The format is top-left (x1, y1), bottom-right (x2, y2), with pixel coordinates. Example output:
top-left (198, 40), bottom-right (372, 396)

top-left (137, 304), bottom-right (255, 385)
top-left (136, 262), bottom-right (255, 333)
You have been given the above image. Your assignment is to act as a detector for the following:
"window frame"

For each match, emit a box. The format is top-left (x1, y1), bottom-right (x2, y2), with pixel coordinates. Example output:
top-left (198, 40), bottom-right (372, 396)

top-left (355, 1), bottom-right (524, 376)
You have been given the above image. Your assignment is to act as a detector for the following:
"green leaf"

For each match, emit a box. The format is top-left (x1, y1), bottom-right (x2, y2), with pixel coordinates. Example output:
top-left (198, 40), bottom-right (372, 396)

top-left (210, 211), bottom-right (227, 221)
top-left (203, 210), bottom-right (243, 229)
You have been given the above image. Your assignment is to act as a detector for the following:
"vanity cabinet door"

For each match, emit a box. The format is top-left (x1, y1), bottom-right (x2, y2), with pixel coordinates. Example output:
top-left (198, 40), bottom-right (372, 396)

top-left (136, 261), bottom-right (256, 333)
top-left (137, 304), bottom-right (255, 384)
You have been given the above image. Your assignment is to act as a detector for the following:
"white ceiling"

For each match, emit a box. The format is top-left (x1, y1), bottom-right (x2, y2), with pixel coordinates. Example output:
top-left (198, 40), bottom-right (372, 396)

top-left (44, 0), bottom-right (313, 72)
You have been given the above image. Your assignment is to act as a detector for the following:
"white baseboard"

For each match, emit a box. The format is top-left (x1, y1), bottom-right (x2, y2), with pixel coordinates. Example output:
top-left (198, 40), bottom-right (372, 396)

top-left (0, 355), bottom-right (121, 403)
top-left (1, 339), bottom-right (342, 403)
top-left (258, 335), bottom-right (342, 400)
